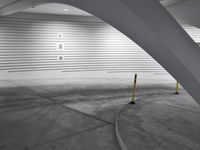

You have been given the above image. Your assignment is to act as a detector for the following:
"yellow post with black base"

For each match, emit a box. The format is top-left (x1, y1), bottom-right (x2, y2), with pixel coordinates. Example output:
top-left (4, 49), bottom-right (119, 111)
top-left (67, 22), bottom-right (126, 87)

top-left (130, 74), bottom-right (137, 104)
top-left (175, 82), bottom-right (179, 94)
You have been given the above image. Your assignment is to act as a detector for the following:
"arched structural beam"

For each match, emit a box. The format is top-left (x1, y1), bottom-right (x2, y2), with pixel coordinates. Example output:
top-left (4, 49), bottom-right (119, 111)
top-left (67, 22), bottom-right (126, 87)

top-left (0, 0), bottom-right (35, 16)
top-left (1, 0), bottom-right (200, 105)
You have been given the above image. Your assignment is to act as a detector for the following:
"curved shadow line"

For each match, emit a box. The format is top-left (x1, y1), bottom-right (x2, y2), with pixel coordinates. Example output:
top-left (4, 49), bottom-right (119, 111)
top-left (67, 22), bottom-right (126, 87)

top-left (115, 93), bottom-right (173, 150)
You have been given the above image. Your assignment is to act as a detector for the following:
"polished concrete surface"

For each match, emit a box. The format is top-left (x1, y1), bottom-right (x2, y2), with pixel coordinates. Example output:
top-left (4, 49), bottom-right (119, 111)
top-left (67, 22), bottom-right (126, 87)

top-left (0, 78), bottom-right (199, 150)
top-left (118, 91), bottom-right (200, 150)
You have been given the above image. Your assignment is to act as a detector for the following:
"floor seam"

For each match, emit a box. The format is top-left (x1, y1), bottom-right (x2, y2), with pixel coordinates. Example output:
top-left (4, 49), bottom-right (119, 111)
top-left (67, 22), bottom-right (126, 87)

top-left (29, 123), bottom-right (110, 150)
top-left (163, 103), bottom-right (200, 114)
top-left (0, 103), bottom-right (54, 114)
top-left (27, 86), bottom-right (114, 125)
top-left (5, 80), bottom-right (19, 87)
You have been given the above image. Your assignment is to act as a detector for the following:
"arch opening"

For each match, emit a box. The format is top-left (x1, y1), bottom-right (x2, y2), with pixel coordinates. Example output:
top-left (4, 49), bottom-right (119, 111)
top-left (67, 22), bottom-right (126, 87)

top-left (1, 0), bottom-right (200, 105)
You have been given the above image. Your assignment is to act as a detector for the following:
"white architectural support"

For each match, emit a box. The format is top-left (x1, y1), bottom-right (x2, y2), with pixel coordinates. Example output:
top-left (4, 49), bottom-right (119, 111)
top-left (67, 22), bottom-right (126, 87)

top-left (0, 0), bottom-right (35, 16)
top-left (160, 0), bottom-right (186, 7)
top-left (1, 0), bottom-right (200, 105)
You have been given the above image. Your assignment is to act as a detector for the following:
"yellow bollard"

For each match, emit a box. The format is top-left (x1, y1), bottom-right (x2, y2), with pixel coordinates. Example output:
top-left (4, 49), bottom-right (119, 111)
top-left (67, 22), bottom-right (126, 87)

top-left (130, 74), bottom-right (137, 104)
top-left (175, 82), bottom-right (179, 94)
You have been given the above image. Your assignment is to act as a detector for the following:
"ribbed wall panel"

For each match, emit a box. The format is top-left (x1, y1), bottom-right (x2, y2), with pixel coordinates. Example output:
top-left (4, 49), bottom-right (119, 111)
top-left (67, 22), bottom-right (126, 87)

top-left (0, 16), bottom-right (173, 77)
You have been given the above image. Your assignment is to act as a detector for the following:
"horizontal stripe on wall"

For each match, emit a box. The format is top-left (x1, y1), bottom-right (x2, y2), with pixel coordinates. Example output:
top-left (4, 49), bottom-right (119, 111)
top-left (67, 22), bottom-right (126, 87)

top-left (3, 16), bottom-right (199, 77)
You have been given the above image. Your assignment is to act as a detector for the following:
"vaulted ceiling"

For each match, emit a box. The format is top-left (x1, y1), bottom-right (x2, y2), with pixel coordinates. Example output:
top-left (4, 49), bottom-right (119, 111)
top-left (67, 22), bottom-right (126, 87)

top-left (0, 0), bottom-right (19, 9)
top-left (22, 3), bottom-right (92, 16)
top-left (0, 0), bottom-right (200, 28)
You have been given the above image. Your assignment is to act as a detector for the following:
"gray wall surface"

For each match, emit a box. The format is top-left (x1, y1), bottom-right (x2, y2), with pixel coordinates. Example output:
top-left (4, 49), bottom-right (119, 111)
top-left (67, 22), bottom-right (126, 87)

top-left (0, 16), bottom-right (167, 79)
top-left (0, 15), bottom-right (199, 80)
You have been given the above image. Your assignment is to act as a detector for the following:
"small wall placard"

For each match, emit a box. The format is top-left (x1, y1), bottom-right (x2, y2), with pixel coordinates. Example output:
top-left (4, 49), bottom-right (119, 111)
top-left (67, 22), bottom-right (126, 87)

top-left (57, 33), bottom-right (63, 38)
top-left (57, 42), bottom-right (64, 51)
top-left (58, 56), bottom-right (64, 61)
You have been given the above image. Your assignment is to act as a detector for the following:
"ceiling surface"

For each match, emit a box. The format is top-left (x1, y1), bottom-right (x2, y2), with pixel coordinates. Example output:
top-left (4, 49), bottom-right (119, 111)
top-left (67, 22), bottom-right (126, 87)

top-left (167, 0), bottom-right (200, 27)
top-left (22, 3), bottom-right (92, 16)
top-left (0, 0), bottom-right (19, 9)
top-left (1, 0), bottom-right (200, 28)
top-left (160, 0), bottom-right (187, 7)
top-left (0, 0), bottom-right (184, 16)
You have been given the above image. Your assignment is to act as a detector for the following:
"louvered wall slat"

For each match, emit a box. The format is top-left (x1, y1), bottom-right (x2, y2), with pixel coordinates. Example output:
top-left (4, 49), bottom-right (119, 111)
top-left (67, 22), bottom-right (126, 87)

top-left (0, 16), bottom-right (171, 78)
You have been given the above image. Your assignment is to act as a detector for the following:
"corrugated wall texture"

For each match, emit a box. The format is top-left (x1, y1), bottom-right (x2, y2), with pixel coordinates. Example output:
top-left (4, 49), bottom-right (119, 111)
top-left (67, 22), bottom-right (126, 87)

top-left (0, 16), bottom-right (175, 78)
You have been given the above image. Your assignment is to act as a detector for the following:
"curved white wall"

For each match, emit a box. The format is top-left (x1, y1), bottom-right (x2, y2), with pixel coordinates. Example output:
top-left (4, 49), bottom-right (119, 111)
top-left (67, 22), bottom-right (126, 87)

top-left (0, 16), bottom-right (167, 79)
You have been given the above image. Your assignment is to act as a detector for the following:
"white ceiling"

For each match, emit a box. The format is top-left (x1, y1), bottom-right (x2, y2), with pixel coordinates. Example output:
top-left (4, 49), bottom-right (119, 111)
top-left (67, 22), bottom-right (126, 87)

top-left (0, 0), bottom-right (186, 17)
top-left (0, 0), bottom-right (182, 16)
top-left (166, 0), bottom-right (200, 28)
top-left (20, 0), bottom-right (185, 16)
top-left (1, 0), bottom-right (200, 28)
top-left (160, 0), bottom-right (186, 7)
top-left (22, 3), bottom-right (92, 16)
top-left (0, 0), bottom-right (18, 9)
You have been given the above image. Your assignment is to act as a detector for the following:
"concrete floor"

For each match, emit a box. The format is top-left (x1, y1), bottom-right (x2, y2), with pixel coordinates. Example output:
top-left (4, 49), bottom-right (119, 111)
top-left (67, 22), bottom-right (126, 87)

top-left (118, 91), bottom-right (200, 150)
top-left (0, 78), bottom-right (199, 150)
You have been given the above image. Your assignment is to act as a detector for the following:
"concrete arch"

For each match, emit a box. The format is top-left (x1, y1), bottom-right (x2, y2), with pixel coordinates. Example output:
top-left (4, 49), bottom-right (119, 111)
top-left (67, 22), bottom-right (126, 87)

top-left (1, 0), bottom-right (200, 105)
